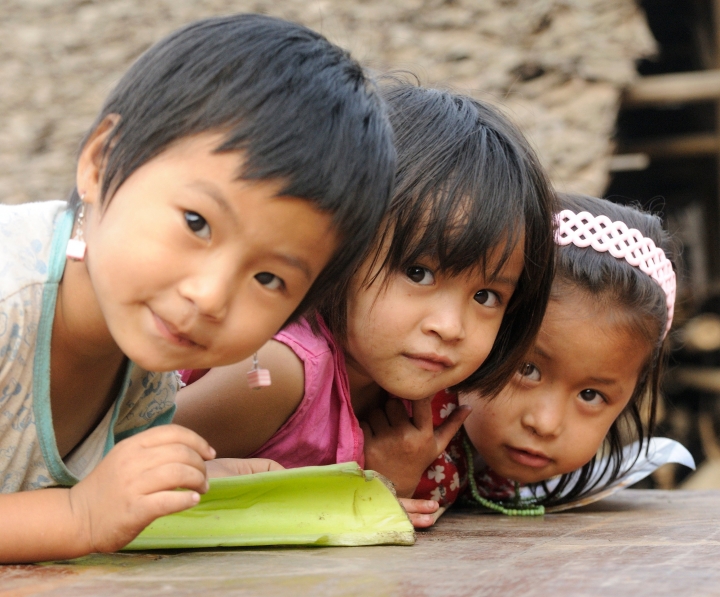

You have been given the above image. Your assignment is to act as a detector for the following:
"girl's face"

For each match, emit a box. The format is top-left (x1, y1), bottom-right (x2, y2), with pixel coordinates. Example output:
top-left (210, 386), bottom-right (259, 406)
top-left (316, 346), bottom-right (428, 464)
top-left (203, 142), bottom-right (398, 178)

top-left (75, 124), bottom-right (338, 371)
top-left (460, 292), bottom-right (651, 484)
top-left (344, 240), bottom-right (525, 401)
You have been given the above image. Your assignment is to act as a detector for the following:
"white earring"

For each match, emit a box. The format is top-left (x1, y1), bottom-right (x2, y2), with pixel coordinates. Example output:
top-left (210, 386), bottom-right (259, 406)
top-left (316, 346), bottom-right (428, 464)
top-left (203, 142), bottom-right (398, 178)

top-left (247, 352), bottom-right (272, 389)
top-left (66, 196), bottom-right (87, 261)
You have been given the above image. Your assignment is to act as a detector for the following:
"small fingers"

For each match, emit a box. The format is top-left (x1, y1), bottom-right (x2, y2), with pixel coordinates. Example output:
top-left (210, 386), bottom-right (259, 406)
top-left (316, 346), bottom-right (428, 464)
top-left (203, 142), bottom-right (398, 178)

top-left (263, 459), bottom-right (284, 472)
top-left (360, 420), bottom-right (374, 441)
top-left (130, 424), bottom-right (217, 461)
top-left (367, 408), bottom-right (390, 434)
top-left (129, 441), bottom-right (210, 479)
top-left (138, 461), bottom-right (210, 496)
top-left (245, 458), bottom-right (284, 473)
top-left (407, 512), bottom-right (437, 529)
top-left (398, 497), bottom-right (439, 515)
top-left (434, 404), bottom-right (472, 450)
top-left (206, 458), bottom-right (285, 477)
top-left (139, 489), bottom-right (202, 523)
top-left (410, 396), bottom-right (434, 431)
top-left (385, 398), bottom-right (411, 427)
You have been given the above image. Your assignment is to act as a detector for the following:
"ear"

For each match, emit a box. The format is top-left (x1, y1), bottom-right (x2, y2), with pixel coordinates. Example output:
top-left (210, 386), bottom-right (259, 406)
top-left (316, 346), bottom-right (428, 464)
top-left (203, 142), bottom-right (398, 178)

top-left (76, 114), bottom-right (121, 209)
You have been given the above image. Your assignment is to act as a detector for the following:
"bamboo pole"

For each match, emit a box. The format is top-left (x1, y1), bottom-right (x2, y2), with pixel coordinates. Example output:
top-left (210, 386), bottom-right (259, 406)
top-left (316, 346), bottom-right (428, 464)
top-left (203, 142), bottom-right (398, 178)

top-left (623, 69), bottom-right (720, 106)
top-left (712, 0), bottom-right (720, 283)
top-left (620, 133), bottom-right (719, 158)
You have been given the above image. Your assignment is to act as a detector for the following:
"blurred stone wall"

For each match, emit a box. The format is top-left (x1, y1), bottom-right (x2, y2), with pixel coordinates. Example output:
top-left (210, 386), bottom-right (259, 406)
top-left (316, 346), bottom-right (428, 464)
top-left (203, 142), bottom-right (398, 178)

top-left (0, 0), bottom-right (655, 205)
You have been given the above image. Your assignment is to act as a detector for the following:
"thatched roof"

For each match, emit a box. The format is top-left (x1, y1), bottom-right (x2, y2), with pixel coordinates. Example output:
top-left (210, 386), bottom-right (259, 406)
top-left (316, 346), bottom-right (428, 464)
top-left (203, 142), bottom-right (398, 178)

top-left (0, 0), bottom-right (655, 204)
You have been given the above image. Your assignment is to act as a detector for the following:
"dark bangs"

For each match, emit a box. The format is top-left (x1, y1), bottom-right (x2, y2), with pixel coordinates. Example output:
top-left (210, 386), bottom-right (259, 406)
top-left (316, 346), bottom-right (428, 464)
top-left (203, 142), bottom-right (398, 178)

top-left (320, 79), bottom-right (556, 397)
top-left (72, 14), bottom-right (395, 324)
top-left (372, 85), bottom-right (527, 280)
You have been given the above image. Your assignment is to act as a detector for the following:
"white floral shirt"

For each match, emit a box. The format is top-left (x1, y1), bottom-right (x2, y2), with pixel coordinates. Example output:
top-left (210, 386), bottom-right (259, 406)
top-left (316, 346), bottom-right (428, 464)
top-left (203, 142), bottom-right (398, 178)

top-left (0, 201), bottom-right (177, 492)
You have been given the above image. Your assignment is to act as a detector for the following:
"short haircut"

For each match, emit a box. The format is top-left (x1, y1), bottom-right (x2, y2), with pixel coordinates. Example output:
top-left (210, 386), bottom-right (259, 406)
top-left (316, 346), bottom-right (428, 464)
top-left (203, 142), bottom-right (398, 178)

top-left (73, 13), bottom-right (395, 321)
top-left (319, 78), bottom-right (557, 397)
top-left (534, 193), bottom-right (678, 507)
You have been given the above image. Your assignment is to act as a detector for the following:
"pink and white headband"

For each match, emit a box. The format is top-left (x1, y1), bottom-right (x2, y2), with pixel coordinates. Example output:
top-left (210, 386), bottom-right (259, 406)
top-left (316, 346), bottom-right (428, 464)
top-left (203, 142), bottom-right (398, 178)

top-left (555, 209), bottom-right (676, 338)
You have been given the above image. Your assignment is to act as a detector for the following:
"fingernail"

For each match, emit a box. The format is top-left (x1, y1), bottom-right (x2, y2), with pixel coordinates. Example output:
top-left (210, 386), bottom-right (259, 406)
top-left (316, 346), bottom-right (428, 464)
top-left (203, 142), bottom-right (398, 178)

top-left (209, 447), bottom-right (217, 459)
top-left (191, 492), bottom-right (201, 504)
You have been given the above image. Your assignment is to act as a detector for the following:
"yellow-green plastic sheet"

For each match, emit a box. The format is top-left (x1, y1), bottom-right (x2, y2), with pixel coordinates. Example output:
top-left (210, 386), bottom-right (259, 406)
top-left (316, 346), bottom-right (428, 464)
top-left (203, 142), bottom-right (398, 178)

top-left (125, 462), bottom-right (415, 550)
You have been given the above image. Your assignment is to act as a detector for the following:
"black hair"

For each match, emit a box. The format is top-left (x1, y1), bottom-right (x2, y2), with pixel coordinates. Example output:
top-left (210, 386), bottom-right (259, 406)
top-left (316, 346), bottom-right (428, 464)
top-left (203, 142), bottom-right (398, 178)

top-left (318, 78), bottom-right (556, 397)
top-left (531, 193), bottom-right (677, 507)
top-left (72, 13), bottom-right (395, 322)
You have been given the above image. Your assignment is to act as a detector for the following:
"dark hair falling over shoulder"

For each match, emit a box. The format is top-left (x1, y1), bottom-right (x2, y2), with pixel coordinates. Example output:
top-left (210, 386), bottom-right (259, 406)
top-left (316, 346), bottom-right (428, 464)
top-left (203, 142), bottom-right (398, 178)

top-left (532, 193), bottom-right (678, 507)
top-left (318, 77), bottom-right (557, 397)
top-left (71, 13), bottom-right (395, 323)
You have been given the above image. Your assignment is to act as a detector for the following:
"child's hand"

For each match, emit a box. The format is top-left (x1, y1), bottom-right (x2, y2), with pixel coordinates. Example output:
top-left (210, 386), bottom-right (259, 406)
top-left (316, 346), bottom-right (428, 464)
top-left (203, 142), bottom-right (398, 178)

top-left (361, 396), bottom-right (471, 498)
top-left (206, 458), bottom-right (284, 478)
top-left (68, 424), bottom-right (215, 554)
top-left (398, 497), bottom-right (441, 528)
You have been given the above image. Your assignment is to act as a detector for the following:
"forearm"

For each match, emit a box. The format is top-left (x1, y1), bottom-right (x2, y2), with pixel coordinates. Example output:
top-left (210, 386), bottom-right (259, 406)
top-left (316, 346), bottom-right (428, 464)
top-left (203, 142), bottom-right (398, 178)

top-left (0, 487), bottom-right (91, 563)
top-left (175, 343), bottom-right (306, 457)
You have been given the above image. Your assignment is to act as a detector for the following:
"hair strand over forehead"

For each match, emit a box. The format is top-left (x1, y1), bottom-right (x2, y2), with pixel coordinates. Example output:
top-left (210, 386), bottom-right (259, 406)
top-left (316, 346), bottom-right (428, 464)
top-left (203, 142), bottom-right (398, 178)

top-left (319, 77), bottom-right (557, 397)
top-left (72, 13), bottom-right (396, 322)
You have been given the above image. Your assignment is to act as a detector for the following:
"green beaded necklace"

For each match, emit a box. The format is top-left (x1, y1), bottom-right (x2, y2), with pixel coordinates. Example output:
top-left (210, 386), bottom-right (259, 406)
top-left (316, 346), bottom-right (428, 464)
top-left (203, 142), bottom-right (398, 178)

top-left (463, 437), bottom-right (545, 516)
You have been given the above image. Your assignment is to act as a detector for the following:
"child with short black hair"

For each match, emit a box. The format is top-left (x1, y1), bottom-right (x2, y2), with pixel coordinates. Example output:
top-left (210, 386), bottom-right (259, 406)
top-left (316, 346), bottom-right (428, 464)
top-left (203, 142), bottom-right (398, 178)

top-left (0, 13), bottom-right (395, 562)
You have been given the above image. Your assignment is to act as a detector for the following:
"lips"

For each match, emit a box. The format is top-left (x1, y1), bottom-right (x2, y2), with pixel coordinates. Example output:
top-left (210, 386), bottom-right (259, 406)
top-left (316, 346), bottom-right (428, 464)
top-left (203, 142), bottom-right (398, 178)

top-left (403, 352), bottom-right (454, 372)
top-left (152, 312), bottom-right (202, 348)
top-left (505, 446), bottom-right (552, 469)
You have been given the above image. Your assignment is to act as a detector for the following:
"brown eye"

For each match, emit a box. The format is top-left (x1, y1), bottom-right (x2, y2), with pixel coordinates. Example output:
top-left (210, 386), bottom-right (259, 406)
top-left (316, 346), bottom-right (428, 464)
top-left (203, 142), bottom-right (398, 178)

top-left (184, 211), bottom-right (210, 239)
top-left (406, 266), bottom-right (434, 285)
top-left (579, 389), bottom-right (605, 405)
top-left (255, 272), bottom-right (284, 291)
top-left (475, 289), bottom-right (500, 307)
top-left (518, 363), bottom-right (540, 382)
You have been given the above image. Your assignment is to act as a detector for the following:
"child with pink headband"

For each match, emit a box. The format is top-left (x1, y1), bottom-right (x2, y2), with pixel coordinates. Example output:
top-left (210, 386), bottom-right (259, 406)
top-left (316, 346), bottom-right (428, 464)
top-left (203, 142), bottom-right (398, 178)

top-left (411, 192), bottom-right (678, 516)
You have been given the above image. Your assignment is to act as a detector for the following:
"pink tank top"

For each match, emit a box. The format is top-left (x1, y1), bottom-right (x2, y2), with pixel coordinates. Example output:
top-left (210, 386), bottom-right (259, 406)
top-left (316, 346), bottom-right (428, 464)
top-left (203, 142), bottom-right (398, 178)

top-left (248, 317), bottom-right (364, 468)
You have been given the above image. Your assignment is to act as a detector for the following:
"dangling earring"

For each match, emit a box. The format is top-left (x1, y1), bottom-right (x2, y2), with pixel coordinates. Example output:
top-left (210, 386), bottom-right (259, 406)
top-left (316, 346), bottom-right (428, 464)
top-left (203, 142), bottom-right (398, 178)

top-left (247, 352), bottom-right (272, 389)
top-left (66, 196), bottom-right (87, 261)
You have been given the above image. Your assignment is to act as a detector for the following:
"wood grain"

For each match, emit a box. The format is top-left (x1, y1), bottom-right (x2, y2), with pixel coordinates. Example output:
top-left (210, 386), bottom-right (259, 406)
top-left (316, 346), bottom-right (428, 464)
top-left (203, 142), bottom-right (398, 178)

top-left (1, 490), bottom-right (718, 596)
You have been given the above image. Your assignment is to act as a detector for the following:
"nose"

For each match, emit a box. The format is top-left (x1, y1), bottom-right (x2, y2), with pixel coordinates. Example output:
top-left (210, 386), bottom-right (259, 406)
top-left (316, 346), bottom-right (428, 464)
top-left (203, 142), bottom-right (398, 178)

top-left (420, 296), bottom-right (466, 343)
top-left (520, 389), bottom-right (565, 438)
top-left (177, 263), bottom-right (233, 321)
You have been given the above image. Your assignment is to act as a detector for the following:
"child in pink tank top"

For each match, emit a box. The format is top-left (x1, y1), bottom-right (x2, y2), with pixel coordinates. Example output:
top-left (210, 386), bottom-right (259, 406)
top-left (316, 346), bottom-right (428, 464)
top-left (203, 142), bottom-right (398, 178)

top-left (175, 80), bottom-right (556, 526)
top-left (249, 317), bottom-right (363, 468)
top-left (178, 316), bottom-right (363, 468)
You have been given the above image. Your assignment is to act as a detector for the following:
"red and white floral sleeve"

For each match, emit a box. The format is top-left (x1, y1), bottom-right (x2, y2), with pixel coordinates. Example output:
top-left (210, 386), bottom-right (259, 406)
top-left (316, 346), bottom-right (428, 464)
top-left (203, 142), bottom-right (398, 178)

top-left (412, 390), bottom-right (469, 507)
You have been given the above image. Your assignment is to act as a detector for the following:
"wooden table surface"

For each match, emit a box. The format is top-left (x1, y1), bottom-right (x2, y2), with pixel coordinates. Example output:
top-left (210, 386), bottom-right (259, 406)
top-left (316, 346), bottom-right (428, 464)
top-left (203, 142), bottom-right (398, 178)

top-left (2, 489), bottom-right (720, 597)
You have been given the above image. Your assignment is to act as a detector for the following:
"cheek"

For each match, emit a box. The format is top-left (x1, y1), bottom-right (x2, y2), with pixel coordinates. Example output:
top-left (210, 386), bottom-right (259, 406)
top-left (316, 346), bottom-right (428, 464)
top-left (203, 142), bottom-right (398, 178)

top-left (462, 401), bottom-right (501, 449)
top-left (558, 419), bottom-right (611, 473)
top-left (460, 324), bottom-right (500, 371)
top-left (347, 287), bottom-right (404, 342)
top-left (88, 211), bottom-right (172, 288)
top-left (213, 305), bottom-right (290, 365)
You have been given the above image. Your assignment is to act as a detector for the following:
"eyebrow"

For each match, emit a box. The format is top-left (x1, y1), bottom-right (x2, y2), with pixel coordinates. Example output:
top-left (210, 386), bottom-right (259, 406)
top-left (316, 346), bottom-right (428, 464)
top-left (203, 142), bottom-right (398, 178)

top-left (585, 376), bottom-right (620, 387)
top-left (188, 181), bottom-right (236, 222)
top-left (271, 252), bottom-right (313, 282)
top-left (491, 274), bottom-right (520, 288)
top-left (532, 345), bottom-right (621, 387)
top-left (531, 345), bottom-right (551, 360)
